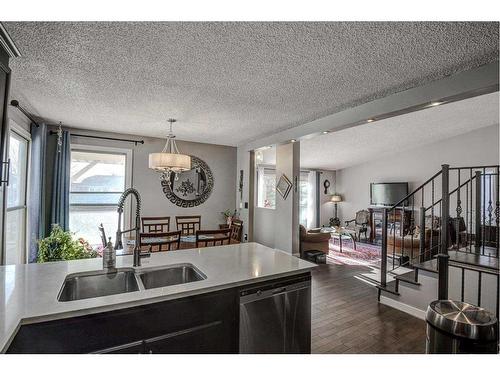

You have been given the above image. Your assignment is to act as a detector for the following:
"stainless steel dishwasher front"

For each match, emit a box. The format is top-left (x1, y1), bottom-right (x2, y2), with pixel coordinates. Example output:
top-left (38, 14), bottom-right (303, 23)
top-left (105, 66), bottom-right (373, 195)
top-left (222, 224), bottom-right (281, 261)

top-left (239, 276), bottom-right (311, 353)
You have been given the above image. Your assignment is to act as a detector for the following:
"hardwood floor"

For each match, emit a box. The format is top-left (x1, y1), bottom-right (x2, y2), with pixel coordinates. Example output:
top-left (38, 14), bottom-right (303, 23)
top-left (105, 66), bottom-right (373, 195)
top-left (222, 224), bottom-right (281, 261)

top-left (311, 261), bottom-right (427, 354)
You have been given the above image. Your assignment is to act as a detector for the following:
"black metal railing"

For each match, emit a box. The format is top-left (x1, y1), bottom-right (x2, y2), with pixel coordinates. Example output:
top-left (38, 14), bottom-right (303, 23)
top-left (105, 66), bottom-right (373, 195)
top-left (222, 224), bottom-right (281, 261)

top-left (379, 164), bottom-right (499, 316)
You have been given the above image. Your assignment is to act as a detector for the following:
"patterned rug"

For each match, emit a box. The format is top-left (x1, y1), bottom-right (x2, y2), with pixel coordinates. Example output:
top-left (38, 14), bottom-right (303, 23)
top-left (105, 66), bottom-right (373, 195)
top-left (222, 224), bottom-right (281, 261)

top-left (327, 239), bottom-right (382, 267)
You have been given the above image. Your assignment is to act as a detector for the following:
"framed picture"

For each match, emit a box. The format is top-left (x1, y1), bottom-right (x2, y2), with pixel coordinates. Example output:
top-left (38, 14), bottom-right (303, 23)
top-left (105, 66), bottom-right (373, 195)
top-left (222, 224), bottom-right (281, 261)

top-left (276, 174), bottom-right (293, 200)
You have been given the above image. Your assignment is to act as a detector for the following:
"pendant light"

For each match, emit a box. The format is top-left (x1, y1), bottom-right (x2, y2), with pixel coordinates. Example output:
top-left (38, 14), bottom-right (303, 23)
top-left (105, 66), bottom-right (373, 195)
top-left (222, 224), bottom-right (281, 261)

top-left (149, 118), bottom-right (191, 183)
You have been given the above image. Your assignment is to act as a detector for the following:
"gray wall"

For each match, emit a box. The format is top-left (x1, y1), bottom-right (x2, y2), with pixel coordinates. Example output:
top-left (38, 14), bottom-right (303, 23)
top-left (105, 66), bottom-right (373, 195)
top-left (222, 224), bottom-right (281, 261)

top-left (236, 147), bottom-right (251, 242)
top-left (335, 124), bottom-right (500, 223)
top-left (69, 129), bottom-right (237, 231)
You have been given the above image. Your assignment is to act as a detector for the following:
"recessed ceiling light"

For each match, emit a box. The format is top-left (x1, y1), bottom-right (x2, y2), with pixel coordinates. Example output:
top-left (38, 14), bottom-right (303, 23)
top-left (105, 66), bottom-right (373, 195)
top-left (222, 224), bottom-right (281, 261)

top-left (290, 139), bottom-right (297, 143)
top-left (367, 119), bottom-right (375, 123)
top-left (429, 101), bottom-right (443, 107)
top-left (322, 131), bottom-right (329, 134)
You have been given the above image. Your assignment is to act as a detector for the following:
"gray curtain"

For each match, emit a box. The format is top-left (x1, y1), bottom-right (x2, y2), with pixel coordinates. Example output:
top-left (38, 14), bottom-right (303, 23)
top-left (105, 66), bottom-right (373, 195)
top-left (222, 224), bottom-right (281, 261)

top-left (28, 123), bottom-right (47, 262)
top-left (50, 130), bottom-right (71, 231)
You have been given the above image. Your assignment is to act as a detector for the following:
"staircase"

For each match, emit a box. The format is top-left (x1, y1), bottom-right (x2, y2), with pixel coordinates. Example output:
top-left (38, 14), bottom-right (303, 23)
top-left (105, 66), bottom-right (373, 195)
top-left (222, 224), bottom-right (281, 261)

top-left (375, 164), bottom-right (499, 321)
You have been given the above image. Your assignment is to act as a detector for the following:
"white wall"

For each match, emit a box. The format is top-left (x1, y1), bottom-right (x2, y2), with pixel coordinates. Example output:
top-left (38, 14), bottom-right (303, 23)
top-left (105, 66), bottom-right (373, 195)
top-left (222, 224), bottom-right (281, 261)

top-left (253, 208), bottom-right (275, 248)
top-left (319, 170), bottom-right (336, 227)
top-left (382, 267), bottom-right (498, 320)
top-left (69, 129), bottom-right (237, 231)
top-left (336, 124), bottom-right (500, 223)
top-left (242, 142), bottom-right (300, 253)
top-left (274, 142), bottom-right (300, 254)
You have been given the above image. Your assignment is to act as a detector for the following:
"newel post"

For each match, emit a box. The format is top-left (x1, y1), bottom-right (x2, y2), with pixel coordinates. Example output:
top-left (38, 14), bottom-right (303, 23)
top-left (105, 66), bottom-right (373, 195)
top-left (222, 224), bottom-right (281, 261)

top-left (438, 164), bottom-right (450, 300)
top-left (380, 208), bottom-right (388, 288)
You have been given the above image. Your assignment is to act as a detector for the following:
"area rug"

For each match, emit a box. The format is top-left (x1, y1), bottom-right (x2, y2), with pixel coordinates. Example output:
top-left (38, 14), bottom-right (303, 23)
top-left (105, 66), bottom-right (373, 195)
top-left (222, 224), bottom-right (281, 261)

top-left (327, 239), bottom-right (382, 267)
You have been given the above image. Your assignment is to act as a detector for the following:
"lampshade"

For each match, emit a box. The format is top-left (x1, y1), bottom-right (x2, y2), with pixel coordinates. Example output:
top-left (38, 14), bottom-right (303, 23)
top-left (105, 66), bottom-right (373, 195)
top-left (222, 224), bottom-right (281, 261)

top-left (148, 118), bottom-right (192, 176)
top-left (149, 152), bottom-right (191, 172)
top-left (330, 194), bottom-right (342, 203)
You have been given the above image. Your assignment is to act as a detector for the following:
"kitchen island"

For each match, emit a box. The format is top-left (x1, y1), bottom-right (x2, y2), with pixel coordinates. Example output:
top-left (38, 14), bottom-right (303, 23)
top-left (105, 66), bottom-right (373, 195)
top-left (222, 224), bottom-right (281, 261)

top-left (0, 242), bottom-right (315, 354)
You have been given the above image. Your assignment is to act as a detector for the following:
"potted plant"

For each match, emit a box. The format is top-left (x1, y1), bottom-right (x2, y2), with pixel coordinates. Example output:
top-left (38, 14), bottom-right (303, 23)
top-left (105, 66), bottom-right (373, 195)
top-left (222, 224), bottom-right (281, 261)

top-left (221, 209), bottom-right (238, 226)
top-left (37, 224), bottom-right (99, 263)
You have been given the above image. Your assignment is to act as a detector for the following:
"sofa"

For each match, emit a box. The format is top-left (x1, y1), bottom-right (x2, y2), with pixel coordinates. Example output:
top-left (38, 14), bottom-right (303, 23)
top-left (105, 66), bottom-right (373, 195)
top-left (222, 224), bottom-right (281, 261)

top-left (386, 227), bottom-right (440, 257)
top-left (299, 225), bottom-right (331, 256)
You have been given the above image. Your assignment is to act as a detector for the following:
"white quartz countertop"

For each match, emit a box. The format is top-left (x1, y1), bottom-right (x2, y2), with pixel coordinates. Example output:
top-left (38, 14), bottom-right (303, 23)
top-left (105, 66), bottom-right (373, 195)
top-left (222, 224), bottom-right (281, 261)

top-left (0, 242), bottom-right (315, 352)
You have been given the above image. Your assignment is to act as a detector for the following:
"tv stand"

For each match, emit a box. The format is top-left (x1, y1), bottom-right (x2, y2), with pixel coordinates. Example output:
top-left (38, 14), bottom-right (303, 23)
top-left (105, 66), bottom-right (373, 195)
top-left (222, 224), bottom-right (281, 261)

top-left (368, 207), bottom-right (412, 244)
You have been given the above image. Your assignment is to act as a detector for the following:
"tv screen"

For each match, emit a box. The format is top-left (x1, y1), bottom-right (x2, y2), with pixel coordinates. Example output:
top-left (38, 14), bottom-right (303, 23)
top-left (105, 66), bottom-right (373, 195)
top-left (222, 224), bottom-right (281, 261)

top-left (370, 182), bottom-right (409, 206)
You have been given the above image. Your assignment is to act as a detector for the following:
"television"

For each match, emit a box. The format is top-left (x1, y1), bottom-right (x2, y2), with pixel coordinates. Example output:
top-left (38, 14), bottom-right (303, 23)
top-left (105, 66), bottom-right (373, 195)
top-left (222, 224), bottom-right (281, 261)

top-left (370, 182), bottom-right (409, 207)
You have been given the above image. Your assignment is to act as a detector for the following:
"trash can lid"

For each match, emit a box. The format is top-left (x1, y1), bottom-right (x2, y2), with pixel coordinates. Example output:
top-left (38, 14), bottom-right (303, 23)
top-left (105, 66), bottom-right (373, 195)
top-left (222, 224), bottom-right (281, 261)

top-left (426, 300), bottom-right (498, 341)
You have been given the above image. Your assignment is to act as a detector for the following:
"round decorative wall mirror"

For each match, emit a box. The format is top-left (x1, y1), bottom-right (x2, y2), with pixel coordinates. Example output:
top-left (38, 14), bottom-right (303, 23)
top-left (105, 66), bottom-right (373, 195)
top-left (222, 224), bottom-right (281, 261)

top-left (161, 156), bottom-right (214, 207)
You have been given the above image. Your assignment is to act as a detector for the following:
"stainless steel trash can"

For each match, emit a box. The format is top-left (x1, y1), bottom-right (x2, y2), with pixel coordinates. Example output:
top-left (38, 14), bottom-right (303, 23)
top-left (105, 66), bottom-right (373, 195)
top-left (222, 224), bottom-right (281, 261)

top-left (426, 300), bottom-right (498, 354)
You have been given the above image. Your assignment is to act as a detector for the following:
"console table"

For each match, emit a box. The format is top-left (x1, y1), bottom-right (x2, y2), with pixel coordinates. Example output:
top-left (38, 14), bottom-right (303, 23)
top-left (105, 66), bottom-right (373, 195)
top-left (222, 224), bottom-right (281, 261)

top-left (368, 207), bottom-right (413, 244)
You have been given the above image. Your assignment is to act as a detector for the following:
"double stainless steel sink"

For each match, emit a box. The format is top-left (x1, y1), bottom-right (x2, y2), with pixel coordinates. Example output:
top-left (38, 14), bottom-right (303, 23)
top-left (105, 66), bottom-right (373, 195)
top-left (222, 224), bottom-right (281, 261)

top-left (58, 264), bottom-right (206, 302)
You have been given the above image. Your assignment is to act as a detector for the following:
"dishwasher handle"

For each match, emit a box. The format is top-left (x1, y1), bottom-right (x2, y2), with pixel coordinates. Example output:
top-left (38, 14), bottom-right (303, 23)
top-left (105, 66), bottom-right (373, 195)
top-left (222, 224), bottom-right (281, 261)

top-left (240, 280), bottom-right (310, 304)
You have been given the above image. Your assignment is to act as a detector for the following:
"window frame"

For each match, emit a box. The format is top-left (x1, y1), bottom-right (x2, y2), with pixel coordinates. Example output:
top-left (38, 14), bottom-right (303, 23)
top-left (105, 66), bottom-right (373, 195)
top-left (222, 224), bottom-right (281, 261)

top-left (69, 144), bottom-right (133, 243)
top-left (256, 165), bottom-right (276, 210)
top-left (6, 120), bottom-right (31, 264)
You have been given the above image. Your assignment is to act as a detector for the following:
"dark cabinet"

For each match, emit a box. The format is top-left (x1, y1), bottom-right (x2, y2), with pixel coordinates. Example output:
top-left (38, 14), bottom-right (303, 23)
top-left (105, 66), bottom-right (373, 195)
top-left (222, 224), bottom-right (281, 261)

top-left (144, 321), bottom-right (225, 354)
top-left (7, 288), bottom-right (238, 354)
top-left (96, 340), bottom-right (146, 354)
top-left (7, 273), bottom-right (312, 354)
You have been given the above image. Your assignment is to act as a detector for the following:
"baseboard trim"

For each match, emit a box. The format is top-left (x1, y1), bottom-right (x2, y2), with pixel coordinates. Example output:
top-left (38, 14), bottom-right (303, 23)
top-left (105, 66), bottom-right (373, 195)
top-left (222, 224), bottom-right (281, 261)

top-left (379, 295), bottom-right (426, 321)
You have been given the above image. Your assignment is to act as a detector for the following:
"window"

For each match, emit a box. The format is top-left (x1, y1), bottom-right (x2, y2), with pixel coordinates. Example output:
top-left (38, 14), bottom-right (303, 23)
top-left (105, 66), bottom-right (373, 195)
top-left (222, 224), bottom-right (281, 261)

top-left (299, 171), bottom-right (317, 229)
top-left (69, 147), bottom-right (130, 247)
top-left (299, 172), bottom-right (309, 227)
top-left (482, 172), bottom-right (498, 225)
top-left (257, 167), bottom-right (276, 209)
top-left (6, 127), bottom-right (29, 265)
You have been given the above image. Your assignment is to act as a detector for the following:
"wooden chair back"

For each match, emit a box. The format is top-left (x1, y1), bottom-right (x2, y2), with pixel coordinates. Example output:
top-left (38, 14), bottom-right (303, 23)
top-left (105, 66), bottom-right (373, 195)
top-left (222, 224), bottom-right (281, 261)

top-left (229, 219), bottom-right (243, 243)
top-left (139, 230), bottom-right (181, 252)
top-left (176, 215), bottom-right (201, 235)
top-left (196, 229), bottom-right (231, 248)
top-left (141, 216), bottom-right (170, 233)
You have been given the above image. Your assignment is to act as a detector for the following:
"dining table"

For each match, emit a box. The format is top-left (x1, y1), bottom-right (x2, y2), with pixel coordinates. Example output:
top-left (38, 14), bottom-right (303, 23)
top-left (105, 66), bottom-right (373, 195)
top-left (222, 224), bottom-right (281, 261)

top-left (116, 233), bottom-right (229, 255)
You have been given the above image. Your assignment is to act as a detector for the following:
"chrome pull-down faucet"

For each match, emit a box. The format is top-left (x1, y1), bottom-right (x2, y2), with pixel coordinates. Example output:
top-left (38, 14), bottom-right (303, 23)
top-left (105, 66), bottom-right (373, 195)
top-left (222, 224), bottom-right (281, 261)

top-left (114, 188), bottom-right (149, 267)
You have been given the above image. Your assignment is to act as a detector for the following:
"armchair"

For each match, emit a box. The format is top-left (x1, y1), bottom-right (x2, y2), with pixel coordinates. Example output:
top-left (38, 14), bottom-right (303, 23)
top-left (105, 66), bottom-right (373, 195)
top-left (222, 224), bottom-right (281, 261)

top-left (299, 225), bottom-right (331, 256)
top-left (344, 210), bottom-right (370, 241)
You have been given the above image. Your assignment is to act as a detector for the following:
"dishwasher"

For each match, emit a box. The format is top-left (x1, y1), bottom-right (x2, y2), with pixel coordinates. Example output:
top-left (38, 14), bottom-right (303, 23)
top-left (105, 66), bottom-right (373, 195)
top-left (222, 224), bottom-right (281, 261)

top-left (239, 274), bottom-right (311, 354)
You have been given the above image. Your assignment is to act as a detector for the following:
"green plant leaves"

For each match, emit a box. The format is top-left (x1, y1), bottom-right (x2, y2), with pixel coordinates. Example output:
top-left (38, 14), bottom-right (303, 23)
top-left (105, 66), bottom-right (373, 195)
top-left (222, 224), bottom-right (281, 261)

top-left (37, 225), bottom-right (98, 263)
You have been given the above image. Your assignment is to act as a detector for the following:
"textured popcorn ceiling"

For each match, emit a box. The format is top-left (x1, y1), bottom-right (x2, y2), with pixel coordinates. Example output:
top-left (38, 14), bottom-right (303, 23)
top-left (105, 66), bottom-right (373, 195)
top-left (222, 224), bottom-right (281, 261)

top-left (4, 22), bottom-right (499, 146)
top-left (300, 92), bottom-right (499, 170)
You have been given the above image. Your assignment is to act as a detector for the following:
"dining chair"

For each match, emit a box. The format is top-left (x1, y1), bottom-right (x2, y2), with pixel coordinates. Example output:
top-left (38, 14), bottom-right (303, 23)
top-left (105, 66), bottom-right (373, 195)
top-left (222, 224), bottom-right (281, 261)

top-left (196, 229), bottom-right (231, 248)
top-left (176, 215), bottom-right (201, 235)
top-left (141, 216), bottom-right (170, 233)
top-left (229, 219), bottom-right (243, 243)
top-left (140, 230), bottom-right (181, 252)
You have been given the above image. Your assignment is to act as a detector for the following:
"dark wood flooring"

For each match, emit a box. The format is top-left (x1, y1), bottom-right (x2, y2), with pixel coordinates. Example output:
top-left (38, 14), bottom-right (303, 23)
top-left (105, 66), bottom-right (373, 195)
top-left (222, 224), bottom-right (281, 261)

top-left (311, 261), bottom-right (427, 354)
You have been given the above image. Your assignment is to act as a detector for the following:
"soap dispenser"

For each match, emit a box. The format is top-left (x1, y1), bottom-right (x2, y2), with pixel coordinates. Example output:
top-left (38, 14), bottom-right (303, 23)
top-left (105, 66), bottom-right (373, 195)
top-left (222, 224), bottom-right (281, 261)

top-left (103, 237), bottom-right (116, 269)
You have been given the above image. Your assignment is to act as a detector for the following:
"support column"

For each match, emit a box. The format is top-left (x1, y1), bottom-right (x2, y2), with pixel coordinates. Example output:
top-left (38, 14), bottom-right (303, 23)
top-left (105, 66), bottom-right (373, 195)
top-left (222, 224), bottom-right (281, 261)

top-left (274, 141), bottom-right (300, 254)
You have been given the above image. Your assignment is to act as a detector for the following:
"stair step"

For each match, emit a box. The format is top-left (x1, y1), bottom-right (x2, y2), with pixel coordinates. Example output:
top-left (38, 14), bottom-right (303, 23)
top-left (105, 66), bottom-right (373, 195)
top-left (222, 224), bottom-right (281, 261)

top-left (413, 251), bottom-right (500, 275)
top-left (395, 272), bottom-right (421, 286)
top-left (376, 285), bottom-right (400, 300)
top-left (413, 259), bottom-right (438, 274)
top-left (448, 250), bottom-right (499, 273)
